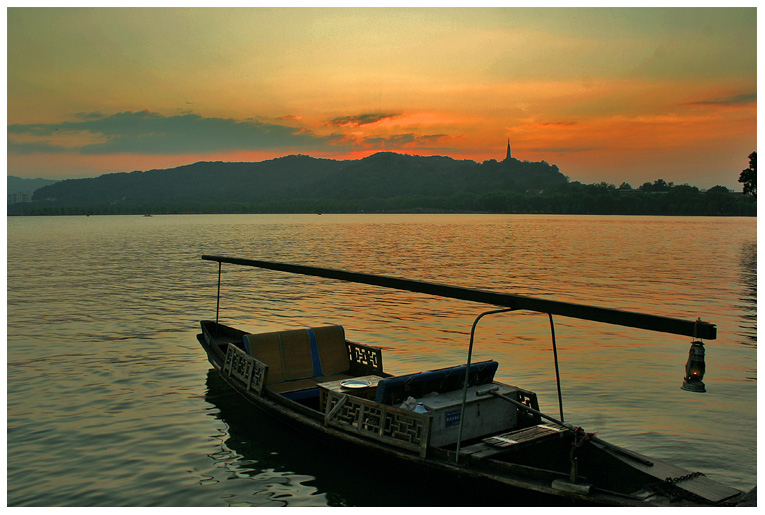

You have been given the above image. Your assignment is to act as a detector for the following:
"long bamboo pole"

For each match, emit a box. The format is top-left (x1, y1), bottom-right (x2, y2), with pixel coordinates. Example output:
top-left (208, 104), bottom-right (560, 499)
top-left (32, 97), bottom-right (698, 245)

top-left (201, 255), bottom-right (716, 340)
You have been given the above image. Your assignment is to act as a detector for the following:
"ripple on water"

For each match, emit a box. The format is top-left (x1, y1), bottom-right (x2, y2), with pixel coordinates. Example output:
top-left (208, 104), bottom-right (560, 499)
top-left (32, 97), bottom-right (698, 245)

top-left (7, 214), bottom-right (757, 505)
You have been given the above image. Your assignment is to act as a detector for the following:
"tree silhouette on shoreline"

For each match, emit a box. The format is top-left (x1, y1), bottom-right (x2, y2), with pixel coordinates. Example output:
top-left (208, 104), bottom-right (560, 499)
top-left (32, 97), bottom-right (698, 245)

top-left (739, 151), bottom-right (756, 196)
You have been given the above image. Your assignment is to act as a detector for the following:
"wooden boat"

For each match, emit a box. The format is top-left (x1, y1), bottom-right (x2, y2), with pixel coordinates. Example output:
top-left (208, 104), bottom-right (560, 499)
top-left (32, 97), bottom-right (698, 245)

top-left (196, 255), bottom-right (751, 507)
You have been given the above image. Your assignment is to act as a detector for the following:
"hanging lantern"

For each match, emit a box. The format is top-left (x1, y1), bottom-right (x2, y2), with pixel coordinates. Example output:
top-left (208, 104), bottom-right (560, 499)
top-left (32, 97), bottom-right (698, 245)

top-left (681, 340), bottom-right (706, 393)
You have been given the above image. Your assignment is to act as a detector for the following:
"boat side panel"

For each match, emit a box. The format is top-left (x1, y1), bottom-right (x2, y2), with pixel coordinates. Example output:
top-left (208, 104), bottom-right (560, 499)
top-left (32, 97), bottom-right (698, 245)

top-left (323, 389), bottom-right (431, 457)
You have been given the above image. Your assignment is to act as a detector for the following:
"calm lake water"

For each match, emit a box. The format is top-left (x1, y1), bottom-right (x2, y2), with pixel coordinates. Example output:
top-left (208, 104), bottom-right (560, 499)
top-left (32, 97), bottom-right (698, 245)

top-left (6, 214), bottom-right (756, 506)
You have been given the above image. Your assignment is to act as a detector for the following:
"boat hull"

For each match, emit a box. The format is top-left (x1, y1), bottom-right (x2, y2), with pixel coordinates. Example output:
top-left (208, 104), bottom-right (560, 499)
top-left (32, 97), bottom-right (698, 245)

top-left (197, 322), bottom-right (745, 507)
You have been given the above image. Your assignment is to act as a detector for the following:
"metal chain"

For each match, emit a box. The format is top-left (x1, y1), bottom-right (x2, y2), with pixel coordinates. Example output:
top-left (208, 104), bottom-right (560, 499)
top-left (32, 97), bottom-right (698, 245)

top-left (664, 471), bottom-right (706, 484)
top-left (647, 472), bottom-right (707, 503)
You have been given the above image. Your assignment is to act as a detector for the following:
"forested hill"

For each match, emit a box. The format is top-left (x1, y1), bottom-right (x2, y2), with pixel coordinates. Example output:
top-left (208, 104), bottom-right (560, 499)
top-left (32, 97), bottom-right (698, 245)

top-left (10, 152), bottom-right (755, 216)
top-left (8, 176), bottom-right (58, 194)
top-left (22, 152), bottom-right (567, 212)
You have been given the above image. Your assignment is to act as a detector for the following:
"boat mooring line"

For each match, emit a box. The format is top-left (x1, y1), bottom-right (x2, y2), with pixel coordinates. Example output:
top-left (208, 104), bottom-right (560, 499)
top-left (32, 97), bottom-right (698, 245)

top-left (201, 255), bottom-right (717, 340)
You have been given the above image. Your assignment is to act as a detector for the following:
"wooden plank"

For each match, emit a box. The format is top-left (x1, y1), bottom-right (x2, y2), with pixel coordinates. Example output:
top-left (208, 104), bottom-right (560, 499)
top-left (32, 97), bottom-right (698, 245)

top-left (595, 440), bottom-right (742, 503)
top-left (461, 425), bottom-right (567, 460)
top-left (324, 394), bottom-right (347, 425)
top-left (678, 475), bottom-right (743, 503)
top-left (484, 425), bottom-right (567, 447)
top-left (202, 255), bottom-right (717, 339)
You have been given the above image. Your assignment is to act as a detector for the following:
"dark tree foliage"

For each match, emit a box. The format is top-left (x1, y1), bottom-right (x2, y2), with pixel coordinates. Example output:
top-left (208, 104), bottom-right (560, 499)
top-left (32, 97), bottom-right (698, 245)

top-left (738, 151), bottom-right (756, 196)
top-left (639, 179), bottom-right (673, 192)
top-left (10, 152), bottom-right (756, 217)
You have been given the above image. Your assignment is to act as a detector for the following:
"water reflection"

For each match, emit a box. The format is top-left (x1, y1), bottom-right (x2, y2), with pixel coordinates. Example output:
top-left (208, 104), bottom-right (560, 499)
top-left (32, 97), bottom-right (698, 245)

top-left (7, 214), bottom-right (756, 505)
top-left (201, 371), bottom-right (328, 507)
top-left (737, 240), bottom-right (756, 346)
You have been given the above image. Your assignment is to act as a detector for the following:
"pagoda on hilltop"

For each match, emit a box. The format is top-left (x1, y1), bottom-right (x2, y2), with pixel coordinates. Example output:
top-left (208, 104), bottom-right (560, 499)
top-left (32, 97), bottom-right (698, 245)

top-left (503, 138), bottom-right (512, 161)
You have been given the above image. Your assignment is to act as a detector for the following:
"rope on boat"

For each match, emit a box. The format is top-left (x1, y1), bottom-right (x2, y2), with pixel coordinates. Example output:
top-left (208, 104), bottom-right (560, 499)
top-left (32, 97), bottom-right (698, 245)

top-left (571, 426), bottom-right (596, 447)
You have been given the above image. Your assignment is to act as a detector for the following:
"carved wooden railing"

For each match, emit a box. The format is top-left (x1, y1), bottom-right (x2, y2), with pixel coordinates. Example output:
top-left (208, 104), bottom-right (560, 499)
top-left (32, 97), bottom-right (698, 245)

top-left (347, 340), bottom-right (384, 376)
top-left (324, 390), bottom-right (431, 457)
top-left (223, 343), bottom-right (268, 395)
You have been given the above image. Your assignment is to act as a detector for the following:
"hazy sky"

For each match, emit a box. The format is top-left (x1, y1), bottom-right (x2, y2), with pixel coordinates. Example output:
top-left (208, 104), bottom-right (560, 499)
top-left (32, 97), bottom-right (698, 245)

top-left (7, 6), bottom-right (757, 188)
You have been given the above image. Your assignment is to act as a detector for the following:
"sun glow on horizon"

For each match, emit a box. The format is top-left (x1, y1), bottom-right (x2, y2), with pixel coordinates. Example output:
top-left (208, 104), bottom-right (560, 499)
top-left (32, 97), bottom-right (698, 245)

top-left (7, 7), bottom-right (756, 188)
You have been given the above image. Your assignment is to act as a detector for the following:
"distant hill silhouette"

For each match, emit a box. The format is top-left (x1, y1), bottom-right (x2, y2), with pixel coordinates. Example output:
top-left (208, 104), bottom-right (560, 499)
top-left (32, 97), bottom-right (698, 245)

top-left (24, 152), bottom-right (566, 209)
top-left (8, 152), bottom-right (755, 216)
top-left (7, 176), bottom-right (59, 195)
top-left (30, 155), bottom-right (346, 204)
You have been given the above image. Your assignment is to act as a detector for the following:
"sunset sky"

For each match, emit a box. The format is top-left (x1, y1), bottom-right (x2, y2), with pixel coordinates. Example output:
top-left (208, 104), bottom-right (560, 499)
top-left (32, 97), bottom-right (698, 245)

top-left (6, 6), bottom-right (757, 189)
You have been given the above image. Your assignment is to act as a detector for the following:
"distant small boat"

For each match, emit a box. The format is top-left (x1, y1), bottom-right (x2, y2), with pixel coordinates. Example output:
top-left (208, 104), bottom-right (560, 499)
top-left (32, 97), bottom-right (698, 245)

top-left (196, 255), bottom-right (750, 507)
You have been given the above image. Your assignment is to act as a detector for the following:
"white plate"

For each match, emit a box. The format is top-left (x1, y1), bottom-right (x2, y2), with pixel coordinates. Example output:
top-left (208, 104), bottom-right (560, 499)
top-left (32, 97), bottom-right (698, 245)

top-left (340, 379), bottom-right (371, 388)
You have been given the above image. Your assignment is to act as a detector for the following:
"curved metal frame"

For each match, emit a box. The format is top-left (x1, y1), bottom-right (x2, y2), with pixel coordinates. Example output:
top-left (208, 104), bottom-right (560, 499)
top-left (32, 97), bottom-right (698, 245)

top-left (454, 308), bottom-right (566, 462)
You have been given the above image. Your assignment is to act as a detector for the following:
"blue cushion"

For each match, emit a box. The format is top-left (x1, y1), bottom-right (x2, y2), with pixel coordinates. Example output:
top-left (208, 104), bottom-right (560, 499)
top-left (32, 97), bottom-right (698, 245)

top-left (374, 360), bottom-right (498, 405)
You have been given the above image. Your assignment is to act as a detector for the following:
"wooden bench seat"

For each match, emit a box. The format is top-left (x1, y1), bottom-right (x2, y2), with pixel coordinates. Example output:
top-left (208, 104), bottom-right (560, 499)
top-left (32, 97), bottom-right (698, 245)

top-left (242, 325), bottom-right (354, 394)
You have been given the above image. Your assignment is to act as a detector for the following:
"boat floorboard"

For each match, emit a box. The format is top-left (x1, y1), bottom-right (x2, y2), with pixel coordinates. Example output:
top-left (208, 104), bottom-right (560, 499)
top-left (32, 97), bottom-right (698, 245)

top-left (460, 425), bottom-right (567, 460)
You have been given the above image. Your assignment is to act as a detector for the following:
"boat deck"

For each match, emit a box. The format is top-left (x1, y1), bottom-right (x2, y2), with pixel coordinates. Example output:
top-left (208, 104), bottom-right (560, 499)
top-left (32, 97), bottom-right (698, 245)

top-left (464, 424), bottom-right (568, 459)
